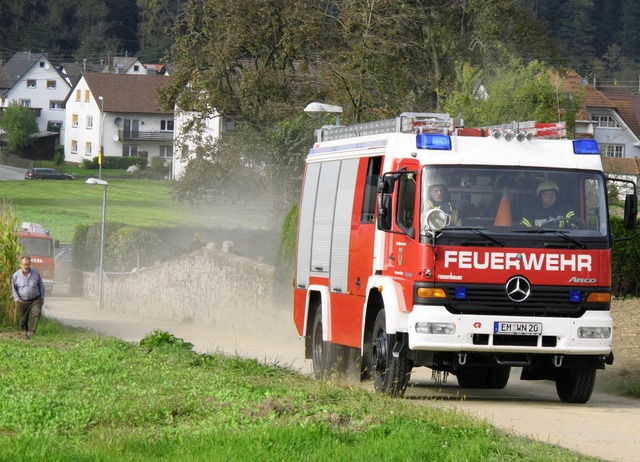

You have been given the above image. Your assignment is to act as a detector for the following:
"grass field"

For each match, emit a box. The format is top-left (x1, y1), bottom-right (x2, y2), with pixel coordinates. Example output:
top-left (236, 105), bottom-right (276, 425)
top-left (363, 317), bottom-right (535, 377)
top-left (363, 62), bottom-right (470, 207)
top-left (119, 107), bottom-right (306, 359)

top-left (0, 321), bottom-right (598, 462)
top-left (0, 178), bottom-right (272, 243)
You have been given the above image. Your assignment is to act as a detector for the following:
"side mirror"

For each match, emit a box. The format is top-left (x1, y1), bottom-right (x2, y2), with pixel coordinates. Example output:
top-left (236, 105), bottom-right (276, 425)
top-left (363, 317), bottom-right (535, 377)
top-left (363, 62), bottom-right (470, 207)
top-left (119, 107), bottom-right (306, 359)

top-left (54, 239), bottom-right (60, 249)
top-left (377, 177), bottom-right (394, 194)
top-left (377, 194), bottom-right (392, 231)
top-left (623, 194), bottom-right (638, 231)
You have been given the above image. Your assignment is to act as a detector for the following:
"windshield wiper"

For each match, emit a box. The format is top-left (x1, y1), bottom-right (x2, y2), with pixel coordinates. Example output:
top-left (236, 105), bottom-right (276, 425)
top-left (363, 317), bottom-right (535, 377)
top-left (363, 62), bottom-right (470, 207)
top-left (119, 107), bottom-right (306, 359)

top-left (512, 229), bottom-right (586, 249)
top-left (444, 226), bottom-right (505, 247)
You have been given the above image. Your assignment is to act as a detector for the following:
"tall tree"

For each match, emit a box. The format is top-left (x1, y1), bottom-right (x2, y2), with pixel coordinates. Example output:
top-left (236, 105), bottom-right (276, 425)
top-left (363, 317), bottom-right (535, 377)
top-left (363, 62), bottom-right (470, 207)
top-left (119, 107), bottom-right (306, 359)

top-left (162, 0), bottom-right (322, 127)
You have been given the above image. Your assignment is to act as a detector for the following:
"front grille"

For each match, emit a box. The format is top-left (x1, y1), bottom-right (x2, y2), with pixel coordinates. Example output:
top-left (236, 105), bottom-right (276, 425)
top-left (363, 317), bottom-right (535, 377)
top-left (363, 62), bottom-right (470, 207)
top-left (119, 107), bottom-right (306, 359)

top-left (442, 284), bottom-right (586, 317)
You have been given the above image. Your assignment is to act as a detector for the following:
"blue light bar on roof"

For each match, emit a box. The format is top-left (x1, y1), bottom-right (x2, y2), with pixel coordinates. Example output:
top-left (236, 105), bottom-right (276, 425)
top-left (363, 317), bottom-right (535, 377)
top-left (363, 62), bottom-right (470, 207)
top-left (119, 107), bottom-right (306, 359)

top-left (416, 133), bottom-right (452, 151)
top-left (573, 139), bottom-right (599, 155)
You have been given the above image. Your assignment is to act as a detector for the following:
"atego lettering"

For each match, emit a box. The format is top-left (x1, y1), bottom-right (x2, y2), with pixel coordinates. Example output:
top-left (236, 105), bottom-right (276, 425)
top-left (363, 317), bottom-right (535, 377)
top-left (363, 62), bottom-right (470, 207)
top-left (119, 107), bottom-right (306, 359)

top-left (443, 250), bottom-right (592, 272)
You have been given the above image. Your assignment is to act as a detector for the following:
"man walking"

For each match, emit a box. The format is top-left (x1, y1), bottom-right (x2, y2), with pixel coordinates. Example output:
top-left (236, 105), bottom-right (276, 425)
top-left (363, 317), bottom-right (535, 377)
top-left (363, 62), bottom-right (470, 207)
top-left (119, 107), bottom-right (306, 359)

top-left (11, 256), bottom-right (45, 339)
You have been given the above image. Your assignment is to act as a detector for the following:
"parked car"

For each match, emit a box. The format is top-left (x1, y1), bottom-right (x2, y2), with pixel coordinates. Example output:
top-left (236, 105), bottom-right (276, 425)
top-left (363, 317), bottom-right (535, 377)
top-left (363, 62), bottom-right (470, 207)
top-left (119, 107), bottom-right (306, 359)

top-left (25, 168), bottom-right (74, 180)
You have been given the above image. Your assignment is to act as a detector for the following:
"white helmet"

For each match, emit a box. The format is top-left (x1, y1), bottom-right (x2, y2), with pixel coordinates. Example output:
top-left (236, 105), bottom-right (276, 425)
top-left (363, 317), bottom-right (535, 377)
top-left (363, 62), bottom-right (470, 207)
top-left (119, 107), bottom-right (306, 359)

top-left (536, 180), bottom-right (559, 197)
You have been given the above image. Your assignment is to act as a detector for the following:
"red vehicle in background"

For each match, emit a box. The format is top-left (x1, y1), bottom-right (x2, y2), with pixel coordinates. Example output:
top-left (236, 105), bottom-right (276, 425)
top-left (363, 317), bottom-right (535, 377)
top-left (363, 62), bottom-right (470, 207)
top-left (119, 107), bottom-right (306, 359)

top-left (17, 222), bottom-right (59, 294)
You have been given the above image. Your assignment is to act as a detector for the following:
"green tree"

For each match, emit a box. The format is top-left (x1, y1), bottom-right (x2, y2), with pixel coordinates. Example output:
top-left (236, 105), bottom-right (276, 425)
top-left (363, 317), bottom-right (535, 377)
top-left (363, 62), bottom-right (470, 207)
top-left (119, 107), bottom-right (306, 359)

top-left (0, 103), bottom-right (38, 155)
top-left (161, 0), bottom-right (322, 127)
top-left (443, 60), bottom-right (576, 127)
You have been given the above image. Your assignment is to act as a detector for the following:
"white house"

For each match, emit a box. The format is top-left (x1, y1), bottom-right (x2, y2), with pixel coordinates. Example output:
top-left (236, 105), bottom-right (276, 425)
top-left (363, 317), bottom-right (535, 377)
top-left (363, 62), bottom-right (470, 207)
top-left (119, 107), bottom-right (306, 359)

top-left (0, 51), bottom-right (72, 135)
top-left (63, 73), bottom-right (173, 165)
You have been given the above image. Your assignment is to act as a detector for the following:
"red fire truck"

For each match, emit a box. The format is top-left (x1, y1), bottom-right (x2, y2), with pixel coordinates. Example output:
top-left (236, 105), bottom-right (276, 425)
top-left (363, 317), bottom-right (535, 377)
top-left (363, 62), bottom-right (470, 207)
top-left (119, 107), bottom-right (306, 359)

top-left (293, 113), bottom-right (637, 403)
top-left (18, 222), bottom-right (59, 294)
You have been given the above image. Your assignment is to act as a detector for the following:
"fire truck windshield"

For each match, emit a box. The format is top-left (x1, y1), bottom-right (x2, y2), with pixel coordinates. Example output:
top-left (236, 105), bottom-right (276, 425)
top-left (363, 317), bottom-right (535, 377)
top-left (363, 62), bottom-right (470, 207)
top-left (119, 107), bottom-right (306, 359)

top-left (421, 167), bottom-right (608, 238)
top-left (20, 237), bottom-right (53, 257)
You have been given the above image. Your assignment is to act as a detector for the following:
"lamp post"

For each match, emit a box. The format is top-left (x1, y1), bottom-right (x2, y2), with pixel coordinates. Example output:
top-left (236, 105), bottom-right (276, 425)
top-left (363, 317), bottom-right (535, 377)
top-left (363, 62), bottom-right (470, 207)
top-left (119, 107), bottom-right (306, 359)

top-left (86, 178), bottom-right (108, 310)
top-left (304, 102), bottom-right (343, 126)
top-left (98, 96), bottom-right (105, 180)
top-left (304, 102), bottom-right (344, 142)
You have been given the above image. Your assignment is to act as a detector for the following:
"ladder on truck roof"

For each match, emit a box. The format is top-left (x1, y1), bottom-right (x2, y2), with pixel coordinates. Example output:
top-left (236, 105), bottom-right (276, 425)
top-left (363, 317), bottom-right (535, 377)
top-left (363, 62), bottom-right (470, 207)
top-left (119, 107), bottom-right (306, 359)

top-left (315, 113), bottom-right (567, 142)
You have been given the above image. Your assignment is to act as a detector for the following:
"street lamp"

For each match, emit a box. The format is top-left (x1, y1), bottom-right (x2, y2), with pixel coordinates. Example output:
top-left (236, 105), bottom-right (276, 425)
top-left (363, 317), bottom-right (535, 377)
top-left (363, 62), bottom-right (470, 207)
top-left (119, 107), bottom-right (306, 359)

top-left (304, 102), bottom-right (343, 126)
top-left (98, 96), bottom-right (105, 180)
top-left (86, 177), bottom-right (108, 310)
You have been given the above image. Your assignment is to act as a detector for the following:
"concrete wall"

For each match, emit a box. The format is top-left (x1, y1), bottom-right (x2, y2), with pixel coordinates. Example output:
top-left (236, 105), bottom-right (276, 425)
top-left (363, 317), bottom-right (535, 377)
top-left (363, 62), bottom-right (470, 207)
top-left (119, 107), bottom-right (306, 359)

top-left (82, 247), bottom-right (275, 324)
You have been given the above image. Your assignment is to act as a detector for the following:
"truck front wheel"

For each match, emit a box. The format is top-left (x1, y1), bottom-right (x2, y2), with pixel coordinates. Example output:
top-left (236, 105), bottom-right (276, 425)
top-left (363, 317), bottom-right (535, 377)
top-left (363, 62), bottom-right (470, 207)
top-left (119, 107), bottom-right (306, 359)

top-left (555, 368), bottom-right (596, 403)
top-left (371, 310), bottom-right (412, 397)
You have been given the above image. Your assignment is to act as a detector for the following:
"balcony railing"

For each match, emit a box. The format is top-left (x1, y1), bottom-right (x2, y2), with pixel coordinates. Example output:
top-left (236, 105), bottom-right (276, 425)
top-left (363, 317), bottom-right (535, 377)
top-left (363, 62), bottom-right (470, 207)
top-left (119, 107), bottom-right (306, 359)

top-left (118, 130), bottom-right (174, 142)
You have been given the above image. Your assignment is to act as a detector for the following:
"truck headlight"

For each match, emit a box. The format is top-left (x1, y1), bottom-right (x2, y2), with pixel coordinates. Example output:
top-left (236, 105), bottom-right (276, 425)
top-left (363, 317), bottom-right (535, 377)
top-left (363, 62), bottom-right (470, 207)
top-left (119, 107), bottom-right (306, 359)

top-left (577, 327), bottom-right (611, 339)
top-left (416, 322), bottom-right (456, 335)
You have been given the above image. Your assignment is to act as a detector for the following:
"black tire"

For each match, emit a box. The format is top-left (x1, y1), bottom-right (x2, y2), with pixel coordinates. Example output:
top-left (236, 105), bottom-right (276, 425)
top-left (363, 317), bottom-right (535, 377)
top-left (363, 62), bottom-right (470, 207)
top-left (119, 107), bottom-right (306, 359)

top-left (371, 310), bottom-right (412, 397)
top-left (555, 368), bottom-right (596, 403)
top-left (310, 306), bottom-right (341, 379)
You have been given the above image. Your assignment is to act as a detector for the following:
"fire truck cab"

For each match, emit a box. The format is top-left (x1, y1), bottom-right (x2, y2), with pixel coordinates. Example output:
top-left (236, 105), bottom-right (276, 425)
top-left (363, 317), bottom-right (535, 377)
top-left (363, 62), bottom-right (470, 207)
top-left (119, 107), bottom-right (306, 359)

top-left (293, 113), bottom-right (637, 403)
top-left (18, 222), bottom-right (59, 294)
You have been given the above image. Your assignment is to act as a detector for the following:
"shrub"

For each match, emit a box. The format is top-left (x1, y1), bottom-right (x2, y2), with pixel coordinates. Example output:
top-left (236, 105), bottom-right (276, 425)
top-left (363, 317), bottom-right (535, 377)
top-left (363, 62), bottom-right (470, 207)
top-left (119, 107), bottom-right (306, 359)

top-left (0, 201), bottom-right (22, 324)
top-left (82, 156), bottom-right (148, 170)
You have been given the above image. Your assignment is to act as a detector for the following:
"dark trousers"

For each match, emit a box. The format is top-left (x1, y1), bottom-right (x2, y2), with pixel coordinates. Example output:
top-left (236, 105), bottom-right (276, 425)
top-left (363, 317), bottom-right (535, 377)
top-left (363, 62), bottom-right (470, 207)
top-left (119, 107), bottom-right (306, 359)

top-left (18, 299), bottom-right (43, 334)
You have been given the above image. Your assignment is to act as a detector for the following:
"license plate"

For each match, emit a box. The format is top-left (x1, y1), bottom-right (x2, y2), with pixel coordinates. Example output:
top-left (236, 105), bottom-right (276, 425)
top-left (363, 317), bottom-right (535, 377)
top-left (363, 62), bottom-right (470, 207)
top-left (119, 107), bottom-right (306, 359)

top-left (494, 321), bottom-right (542, 335)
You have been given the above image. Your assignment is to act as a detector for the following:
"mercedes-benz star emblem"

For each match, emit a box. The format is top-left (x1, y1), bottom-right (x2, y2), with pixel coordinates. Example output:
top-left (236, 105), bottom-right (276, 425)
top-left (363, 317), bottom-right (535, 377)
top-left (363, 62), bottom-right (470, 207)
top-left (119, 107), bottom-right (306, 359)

top-left (506, 276), bottom-right (531, 302)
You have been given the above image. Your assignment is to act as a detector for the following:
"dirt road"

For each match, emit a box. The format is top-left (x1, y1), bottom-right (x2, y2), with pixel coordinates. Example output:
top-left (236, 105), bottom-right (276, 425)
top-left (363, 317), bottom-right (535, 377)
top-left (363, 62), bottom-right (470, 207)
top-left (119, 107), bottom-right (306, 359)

top-left (43, 291), bottom-right (639, 462)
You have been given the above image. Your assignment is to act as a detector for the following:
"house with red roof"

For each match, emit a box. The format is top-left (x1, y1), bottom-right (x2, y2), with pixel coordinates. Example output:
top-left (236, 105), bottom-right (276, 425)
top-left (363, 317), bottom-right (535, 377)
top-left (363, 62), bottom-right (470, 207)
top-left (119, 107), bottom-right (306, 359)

top-left (63, 73), bottom-right (174, 166)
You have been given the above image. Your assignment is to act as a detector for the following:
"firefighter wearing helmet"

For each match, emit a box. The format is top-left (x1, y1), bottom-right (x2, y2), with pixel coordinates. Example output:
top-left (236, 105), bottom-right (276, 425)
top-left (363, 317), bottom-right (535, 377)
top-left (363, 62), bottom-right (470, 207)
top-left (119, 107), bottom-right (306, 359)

top-left (427, 176), bottom-right (461, 226)
top-left (521, 179), bottom-right (578, 228)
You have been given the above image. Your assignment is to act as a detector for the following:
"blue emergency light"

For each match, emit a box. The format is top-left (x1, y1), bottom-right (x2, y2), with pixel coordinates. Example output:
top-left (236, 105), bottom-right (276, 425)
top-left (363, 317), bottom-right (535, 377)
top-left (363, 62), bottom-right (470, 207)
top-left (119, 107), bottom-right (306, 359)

top-left (570, 289), bottom-right (582, 303)
top-left (573, 139), bottom-right (599, 155)
top-left (416, 133), bottom-right (452, 151)
top-left (455, 286), bottom-right (467, 300)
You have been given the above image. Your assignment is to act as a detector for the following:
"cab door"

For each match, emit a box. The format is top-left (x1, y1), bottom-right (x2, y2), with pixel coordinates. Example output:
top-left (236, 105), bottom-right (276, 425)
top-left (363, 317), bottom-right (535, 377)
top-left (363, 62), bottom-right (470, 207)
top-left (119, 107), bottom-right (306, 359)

top-left (382, 159), bottom-right (421, 285)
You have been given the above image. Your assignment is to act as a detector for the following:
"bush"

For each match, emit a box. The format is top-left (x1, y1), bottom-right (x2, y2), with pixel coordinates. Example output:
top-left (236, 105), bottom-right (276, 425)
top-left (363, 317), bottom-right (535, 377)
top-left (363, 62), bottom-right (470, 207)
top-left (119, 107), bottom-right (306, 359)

top-left (0, 201), bottom-right (22, 324)
top-left (82, 156), bottom-right (148, 170)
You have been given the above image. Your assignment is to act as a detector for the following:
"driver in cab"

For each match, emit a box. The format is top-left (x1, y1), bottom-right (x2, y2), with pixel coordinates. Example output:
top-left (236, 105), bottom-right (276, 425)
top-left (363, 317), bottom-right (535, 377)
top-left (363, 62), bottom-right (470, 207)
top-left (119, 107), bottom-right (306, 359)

top-left (427, 177), bottom-right (461, 226)
top-left (521, 180), bottom-right (578, 228)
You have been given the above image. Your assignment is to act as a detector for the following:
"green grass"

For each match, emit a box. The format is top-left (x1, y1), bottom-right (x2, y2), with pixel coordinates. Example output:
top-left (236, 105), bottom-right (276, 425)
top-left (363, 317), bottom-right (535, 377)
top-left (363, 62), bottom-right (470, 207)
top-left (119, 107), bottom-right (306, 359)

top-left (0, 179), bottom-right (271, 243)
top-left (0, 320), bottom-right (601, 462)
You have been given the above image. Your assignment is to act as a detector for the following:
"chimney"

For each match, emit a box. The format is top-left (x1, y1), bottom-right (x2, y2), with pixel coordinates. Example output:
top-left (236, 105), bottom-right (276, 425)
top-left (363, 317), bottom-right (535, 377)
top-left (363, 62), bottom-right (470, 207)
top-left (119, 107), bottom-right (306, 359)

top-left (83, 58), bottom-right (86, 72)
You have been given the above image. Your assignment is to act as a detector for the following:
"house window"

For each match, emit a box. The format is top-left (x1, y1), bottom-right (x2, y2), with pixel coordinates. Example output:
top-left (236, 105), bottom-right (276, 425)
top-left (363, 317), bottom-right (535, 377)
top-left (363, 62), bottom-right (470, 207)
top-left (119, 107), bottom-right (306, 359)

top-left (26, 80), bottom-right (36, 89)
top-left (20, 99), bottom-right (31, 108)
top-left (47, 121), bottom-right (62, 132)
top-left (72, 114), bottom-right (79, 128)
top-left (592, 115), bottom-right (620, 128)
top-left (160, 146), bottom-right (173, 158)
top-left (222, 117), bottom-right (235, 132)
top-left (39, 61), bottom-right (45, 68)
top-left (85, 142), bottom-right (93, 156)
top-left (160, 119), bottom-right (174, 131)
top-left (50, 100), bottom-right (64, 110)
top-left (75, 90), bottom-right (81, 101)
top-left (84, 90), bottom-right (90, 102)
top-left (122, 145), bottom-right (139, 157)
top-left (133, 65), bottom-right (140, 72)
top-left (86, 115), bottom-right (94, 129)
top-left (601, 144), bottom-right (624, 158)
top-left (47, 80), bottom-right (56, 89)
top-left (71, 141), bottom-right (78, 153)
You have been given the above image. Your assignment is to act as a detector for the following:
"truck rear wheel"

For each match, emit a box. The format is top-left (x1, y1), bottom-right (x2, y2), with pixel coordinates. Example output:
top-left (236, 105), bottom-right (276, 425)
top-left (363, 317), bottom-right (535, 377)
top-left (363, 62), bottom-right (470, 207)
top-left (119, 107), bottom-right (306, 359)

top-left (555, 368), bottom-right (596, 403)
top-left (311, 306), bottom-right (344, 379)
top-left (371, 310), bottom-right (412, 397)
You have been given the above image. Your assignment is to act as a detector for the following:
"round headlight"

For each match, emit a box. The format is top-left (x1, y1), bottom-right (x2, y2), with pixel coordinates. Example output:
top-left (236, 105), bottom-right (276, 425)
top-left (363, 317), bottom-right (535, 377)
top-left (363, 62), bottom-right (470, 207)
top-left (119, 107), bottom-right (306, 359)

top-left (423, 208), bottom-right (449, 232)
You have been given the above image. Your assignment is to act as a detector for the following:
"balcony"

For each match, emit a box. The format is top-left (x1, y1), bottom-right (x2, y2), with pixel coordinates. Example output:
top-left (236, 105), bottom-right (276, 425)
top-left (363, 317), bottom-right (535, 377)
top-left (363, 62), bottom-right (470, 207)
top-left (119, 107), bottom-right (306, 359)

top-left (118, 130), bottom-right (174, 142)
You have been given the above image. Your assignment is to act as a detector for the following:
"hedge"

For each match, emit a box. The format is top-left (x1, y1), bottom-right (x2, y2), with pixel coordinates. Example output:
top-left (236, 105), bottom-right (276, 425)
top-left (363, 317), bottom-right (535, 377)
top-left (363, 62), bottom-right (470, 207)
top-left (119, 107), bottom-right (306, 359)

top-left (82, 156), bottom-right (148, 170)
